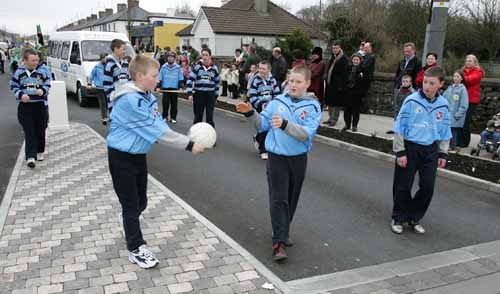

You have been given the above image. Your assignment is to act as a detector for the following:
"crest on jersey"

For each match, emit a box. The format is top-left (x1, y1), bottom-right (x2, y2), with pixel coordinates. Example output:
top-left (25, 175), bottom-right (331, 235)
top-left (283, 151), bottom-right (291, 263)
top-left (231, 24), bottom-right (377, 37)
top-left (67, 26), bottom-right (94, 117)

top-left (436, 111), bottom-right (443, 121)
top-left (278, 106), bottom-right (285, 113)
top-left (416, 107), bottom-right (423, 113)
top-left (300, 110), bottom-right (308, 120)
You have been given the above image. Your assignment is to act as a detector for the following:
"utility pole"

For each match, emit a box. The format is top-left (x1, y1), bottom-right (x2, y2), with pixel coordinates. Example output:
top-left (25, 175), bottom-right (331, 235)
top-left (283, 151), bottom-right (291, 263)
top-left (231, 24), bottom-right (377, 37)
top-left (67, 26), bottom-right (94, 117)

top-left (422, 0), bottom-right (450, 66)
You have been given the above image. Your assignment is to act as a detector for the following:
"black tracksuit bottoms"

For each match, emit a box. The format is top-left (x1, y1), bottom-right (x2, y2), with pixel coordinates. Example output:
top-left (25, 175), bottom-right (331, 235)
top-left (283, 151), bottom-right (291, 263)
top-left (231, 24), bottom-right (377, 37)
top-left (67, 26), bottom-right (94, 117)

top-left (18, 102), bottom-right (48, 160)
top-left (392, 141), bottom-right (438, 223)
top-left (108, 148), bottom-right (148, 252)
top-left (193, 91), bottom-right (216, 128)
top-left (162, 90), bottom-right (178, 120)
top-left (267, 152), bottom-right (307, 245)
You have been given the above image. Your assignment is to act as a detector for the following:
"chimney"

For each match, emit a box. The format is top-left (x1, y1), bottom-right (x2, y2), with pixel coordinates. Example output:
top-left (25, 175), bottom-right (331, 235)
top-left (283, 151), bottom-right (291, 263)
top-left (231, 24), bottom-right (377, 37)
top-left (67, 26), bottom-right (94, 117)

top-left (128, 0), bottom-right (139, 8)
top-left (91, 14), bottom-right (97, 20)
top-left (254, 0), bottom-right (268, 15)
top-left (117, 3), bottom-right (127, 12)
top-left (78, 19), bottom-right (86, 25)
top-left (98, 11), bottom-right (106, 18)
top-left (105, 8), bottom-right (113, 16)
top-left (86, 16), bottom-right (92, 22)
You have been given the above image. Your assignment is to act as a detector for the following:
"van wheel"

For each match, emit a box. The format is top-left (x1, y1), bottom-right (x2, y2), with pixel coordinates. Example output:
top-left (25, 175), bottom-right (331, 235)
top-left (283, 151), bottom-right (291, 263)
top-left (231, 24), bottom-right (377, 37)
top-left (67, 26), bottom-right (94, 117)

top-left (76, 84), bottom-right (88, 107)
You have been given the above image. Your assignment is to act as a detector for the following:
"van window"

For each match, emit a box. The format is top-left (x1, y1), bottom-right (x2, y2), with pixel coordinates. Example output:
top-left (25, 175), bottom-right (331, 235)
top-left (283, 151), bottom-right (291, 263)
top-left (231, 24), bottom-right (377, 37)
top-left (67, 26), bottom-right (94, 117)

top-left (55, 42), bottom-right (62, 58)
top-left (81, 40), bottom-right (135, 61)
top-left (48, 41), bottom-right (53, 57)
top-left (70, 41), bottom-right (82, 65)
top-left (61, 41), bottom-right (71, 60)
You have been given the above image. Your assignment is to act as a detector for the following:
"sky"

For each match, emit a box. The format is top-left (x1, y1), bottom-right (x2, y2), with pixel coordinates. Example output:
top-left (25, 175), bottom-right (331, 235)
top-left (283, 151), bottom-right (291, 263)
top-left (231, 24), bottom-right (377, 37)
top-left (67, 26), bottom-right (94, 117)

top-left (0, 0), bottom-right (316, 36)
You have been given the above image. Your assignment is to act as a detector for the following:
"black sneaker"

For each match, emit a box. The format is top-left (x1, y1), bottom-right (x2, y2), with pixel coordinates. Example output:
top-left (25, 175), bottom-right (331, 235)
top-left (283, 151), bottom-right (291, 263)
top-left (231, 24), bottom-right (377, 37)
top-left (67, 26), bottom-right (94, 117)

top-left (284, 238), bottom-right (293, 247)
top-left (386, 130), bottom-right (394, 134)
top-left (352, 127), bottom-right (358, 132)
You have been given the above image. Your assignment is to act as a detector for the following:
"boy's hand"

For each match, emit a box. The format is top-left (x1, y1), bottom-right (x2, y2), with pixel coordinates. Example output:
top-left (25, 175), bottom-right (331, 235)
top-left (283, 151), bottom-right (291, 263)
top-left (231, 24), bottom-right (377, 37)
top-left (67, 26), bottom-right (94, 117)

top-left (188, 95), bottom-right (193, 101)
top-left (438, 158), bottom-right (447, 168)
top-left (36, 89), bottom-right (44, 96)
top-left (21, 94), bottom-right (30, 103)
top-left (236, 102), bottom-right (252, 113)
top-left (191, 143), bottom-right (206, 155)
top-left (271, 114), bottom-right (283, 129)
top-left (397, 156), bottom-right (408, 168)
top-left (155, 88), bottom-right (160, 92)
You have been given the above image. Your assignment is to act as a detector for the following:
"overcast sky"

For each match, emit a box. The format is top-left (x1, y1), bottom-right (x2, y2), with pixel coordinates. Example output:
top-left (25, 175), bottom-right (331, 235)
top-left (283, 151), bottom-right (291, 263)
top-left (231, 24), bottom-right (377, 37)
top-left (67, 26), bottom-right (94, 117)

top-left (0, 0), bottom-right (317, 35)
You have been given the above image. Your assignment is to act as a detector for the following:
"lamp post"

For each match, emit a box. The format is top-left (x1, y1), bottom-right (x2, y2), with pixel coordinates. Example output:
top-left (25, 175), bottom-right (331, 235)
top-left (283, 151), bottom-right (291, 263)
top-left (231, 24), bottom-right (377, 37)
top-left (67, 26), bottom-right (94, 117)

top-left (422, 0), bottom-right (450, 66)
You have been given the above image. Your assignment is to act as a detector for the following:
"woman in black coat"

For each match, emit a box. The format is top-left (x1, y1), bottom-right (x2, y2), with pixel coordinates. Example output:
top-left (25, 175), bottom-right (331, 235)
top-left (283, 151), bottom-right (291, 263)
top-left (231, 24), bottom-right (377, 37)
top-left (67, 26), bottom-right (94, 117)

top-left (343, 54), bottom-right (367, 132)
top-left (324, 42), bottom-right (349, 127)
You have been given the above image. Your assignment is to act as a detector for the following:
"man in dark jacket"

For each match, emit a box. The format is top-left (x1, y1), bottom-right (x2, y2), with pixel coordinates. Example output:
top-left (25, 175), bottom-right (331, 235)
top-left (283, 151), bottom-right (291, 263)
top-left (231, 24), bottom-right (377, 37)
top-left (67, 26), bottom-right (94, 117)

top-left (271, 47), bottom-right (288, 86)
top-left (324, 41), bottom-right (349, 127)
top-left (394, 42), bottom-right (421, 89)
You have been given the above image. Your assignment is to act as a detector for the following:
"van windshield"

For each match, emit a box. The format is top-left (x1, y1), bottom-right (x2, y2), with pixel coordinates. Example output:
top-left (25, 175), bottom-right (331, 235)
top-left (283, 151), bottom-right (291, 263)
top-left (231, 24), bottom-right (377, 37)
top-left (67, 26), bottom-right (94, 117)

top-left (81, 40), bottom-right (135, 61)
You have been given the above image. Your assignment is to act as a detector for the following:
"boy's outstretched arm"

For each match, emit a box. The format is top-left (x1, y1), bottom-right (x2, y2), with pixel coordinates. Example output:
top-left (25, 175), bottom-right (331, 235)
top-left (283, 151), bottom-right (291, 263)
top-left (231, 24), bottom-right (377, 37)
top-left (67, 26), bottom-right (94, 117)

top-left (236, 102), bottom-right (270, 132)
top-left (157, 129), bottom-right (205, 155)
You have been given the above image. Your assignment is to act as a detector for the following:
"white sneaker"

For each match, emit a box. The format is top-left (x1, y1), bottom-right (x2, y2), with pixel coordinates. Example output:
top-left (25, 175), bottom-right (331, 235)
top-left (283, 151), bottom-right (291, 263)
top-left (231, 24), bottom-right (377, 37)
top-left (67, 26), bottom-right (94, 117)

top-left (260, 153), bottom-right (268, 160)
top-left (129, 245), bottom-right (159, 269)
top-left (37, 153), bottom-right (45, 161)
top-left (391, 220), bottom-right (403, 234)
top-left (171, 119), bottom-right (177, 124)
top-left (27, 158), bottom-right (36, 169)
top-left (412, 222), bottom-right (426, 234)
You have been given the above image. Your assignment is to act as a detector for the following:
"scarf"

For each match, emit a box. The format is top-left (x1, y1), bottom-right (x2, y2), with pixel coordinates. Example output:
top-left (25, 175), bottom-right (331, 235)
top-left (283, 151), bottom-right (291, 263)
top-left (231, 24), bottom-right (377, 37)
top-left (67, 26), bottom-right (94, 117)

top-left (326, 49), bottom-right (344, 84)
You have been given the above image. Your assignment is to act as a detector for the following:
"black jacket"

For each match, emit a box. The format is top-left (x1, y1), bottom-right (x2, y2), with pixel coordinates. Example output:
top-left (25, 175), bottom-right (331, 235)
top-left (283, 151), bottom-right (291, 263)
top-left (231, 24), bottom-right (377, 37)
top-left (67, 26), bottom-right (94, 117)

top-left (325, 53), bottom-right (349, 107)
top-left (271, 56), bottom-right (288, 83)
top-left (394, 56), bottom-right (421, 89)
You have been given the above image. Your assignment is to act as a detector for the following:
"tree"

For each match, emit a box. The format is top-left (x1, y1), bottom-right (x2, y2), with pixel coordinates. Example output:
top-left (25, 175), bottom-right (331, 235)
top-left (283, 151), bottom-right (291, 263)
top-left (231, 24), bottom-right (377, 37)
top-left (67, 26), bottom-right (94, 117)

top-left (274, 28), bottom-right (314, 65)
top-left (297, 5), bottom-right (324, 30)
top-left (174, 3), bottom-right (196, 18)
top-left (384, 0), bottom-right (429, 49)
top-left (459, 0), bottom-right (500, 61)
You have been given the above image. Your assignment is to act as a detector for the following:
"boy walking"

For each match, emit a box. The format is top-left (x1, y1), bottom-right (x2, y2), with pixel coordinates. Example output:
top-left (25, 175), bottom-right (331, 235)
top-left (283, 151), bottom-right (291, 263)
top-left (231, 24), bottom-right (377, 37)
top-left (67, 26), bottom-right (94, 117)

top-left (186, 48), bottom-right (220, 128)
top-left (391, 67), bottom-right (451, 235)
top-left (107, 55), bottom-right (205, 269)
top-left (103, 39), bottom-right (131, 112)
top-left (236, 65), bottom-right (321, 261)
top-left (158, 52), bottom-right (184, 123)
top-left (90, 53), bottom-right (109, 125)
top-left (248, 60), bottom-right (281, 160)
top-left (10, 48), bottom-right (50, 168)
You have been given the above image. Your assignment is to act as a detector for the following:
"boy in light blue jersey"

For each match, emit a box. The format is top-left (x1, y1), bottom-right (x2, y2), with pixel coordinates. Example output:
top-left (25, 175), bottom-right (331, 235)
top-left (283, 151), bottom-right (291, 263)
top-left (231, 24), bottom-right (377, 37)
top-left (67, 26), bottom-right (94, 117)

top-left (157, 52), bottom-right (184, 123)
top-left (391, 66), bottom-right (451, 235)
top-left (107, 55), bottom-right (205, 269)
top-left (90, 53), bottom-right (109, 124)
top-left (237, 65), bottom-right (321, 262)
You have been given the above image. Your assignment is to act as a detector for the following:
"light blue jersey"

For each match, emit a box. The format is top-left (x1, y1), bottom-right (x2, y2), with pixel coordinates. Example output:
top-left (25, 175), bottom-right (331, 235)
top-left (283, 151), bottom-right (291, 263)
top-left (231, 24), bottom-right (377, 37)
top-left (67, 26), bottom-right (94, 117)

top-left (107, 83), bottom-right (168, 154)
top-left (393, 89), bottom-right (452, 146)
top-left (159, 63), bottom-right (184, 89)
top-left (257, 93), bottom-right (321, 156)
top-left (90, 63), bottom-right (105, 88)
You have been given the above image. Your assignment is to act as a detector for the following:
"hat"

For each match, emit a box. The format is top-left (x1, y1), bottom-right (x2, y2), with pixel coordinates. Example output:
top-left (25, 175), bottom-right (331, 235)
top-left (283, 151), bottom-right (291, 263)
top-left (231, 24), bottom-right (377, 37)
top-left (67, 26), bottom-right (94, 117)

top-left (166, 51), bottom-right (176, 58)
top-left (487, 120), bottom-right (495, 128)
top-left (312, 47), bottom-right (323, 56)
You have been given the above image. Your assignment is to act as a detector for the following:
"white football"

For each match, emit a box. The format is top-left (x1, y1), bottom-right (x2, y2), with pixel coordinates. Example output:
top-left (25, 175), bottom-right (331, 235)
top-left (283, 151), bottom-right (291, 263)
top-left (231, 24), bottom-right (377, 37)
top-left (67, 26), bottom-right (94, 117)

top-left (188, 122), bottom-right (217, 148)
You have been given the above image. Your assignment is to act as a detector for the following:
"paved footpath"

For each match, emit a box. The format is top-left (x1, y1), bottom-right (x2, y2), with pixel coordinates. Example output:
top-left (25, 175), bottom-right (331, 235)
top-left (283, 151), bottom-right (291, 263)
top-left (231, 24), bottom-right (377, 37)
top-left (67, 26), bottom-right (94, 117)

top-left (0, 123), bottom-right (283, 294)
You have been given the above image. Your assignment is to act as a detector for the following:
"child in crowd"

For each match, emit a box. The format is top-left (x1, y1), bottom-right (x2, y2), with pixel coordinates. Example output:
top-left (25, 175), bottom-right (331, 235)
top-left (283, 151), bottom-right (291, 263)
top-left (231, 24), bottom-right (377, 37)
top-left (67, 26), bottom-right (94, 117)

top-left (342, 54), bottom-right (366, 132)
top-left (479, 120), bottom-right (500, 147)
top-left (443, 71), bottom-right (469, 151)
top-left (246, 64), bottom-right (258, 94)
top-left (387, 75), bottom-right (415, 134)
top-left (90, 53), bottom-right (109, 125)
top-left (228, 63), bottom-right (240, 99)
top-left (220, 63), bottom-right (230, 97)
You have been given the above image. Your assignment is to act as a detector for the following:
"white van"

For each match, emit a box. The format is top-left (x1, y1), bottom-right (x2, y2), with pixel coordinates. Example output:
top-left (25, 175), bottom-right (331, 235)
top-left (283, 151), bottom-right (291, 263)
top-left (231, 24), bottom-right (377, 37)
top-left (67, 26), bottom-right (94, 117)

top-left (47, 31), bottom-right (135, 106)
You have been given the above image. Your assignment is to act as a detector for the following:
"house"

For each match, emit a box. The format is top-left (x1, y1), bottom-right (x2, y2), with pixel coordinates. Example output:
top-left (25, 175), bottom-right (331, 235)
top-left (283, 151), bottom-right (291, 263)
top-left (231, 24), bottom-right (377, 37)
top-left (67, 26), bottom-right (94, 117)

top-left (176, 0), bottom-right (327, 57)
top-left (57, 1), bottom-right (194, 50)
top-left (57, 1), bottom-right (150, 34)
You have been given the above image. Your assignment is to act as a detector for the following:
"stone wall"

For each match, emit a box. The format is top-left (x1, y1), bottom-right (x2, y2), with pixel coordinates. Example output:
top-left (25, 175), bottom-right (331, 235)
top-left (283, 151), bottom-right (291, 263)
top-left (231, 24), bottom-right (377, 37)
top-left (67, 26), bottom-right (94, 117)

top-left (364, 72), bottom-right (500, 133)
